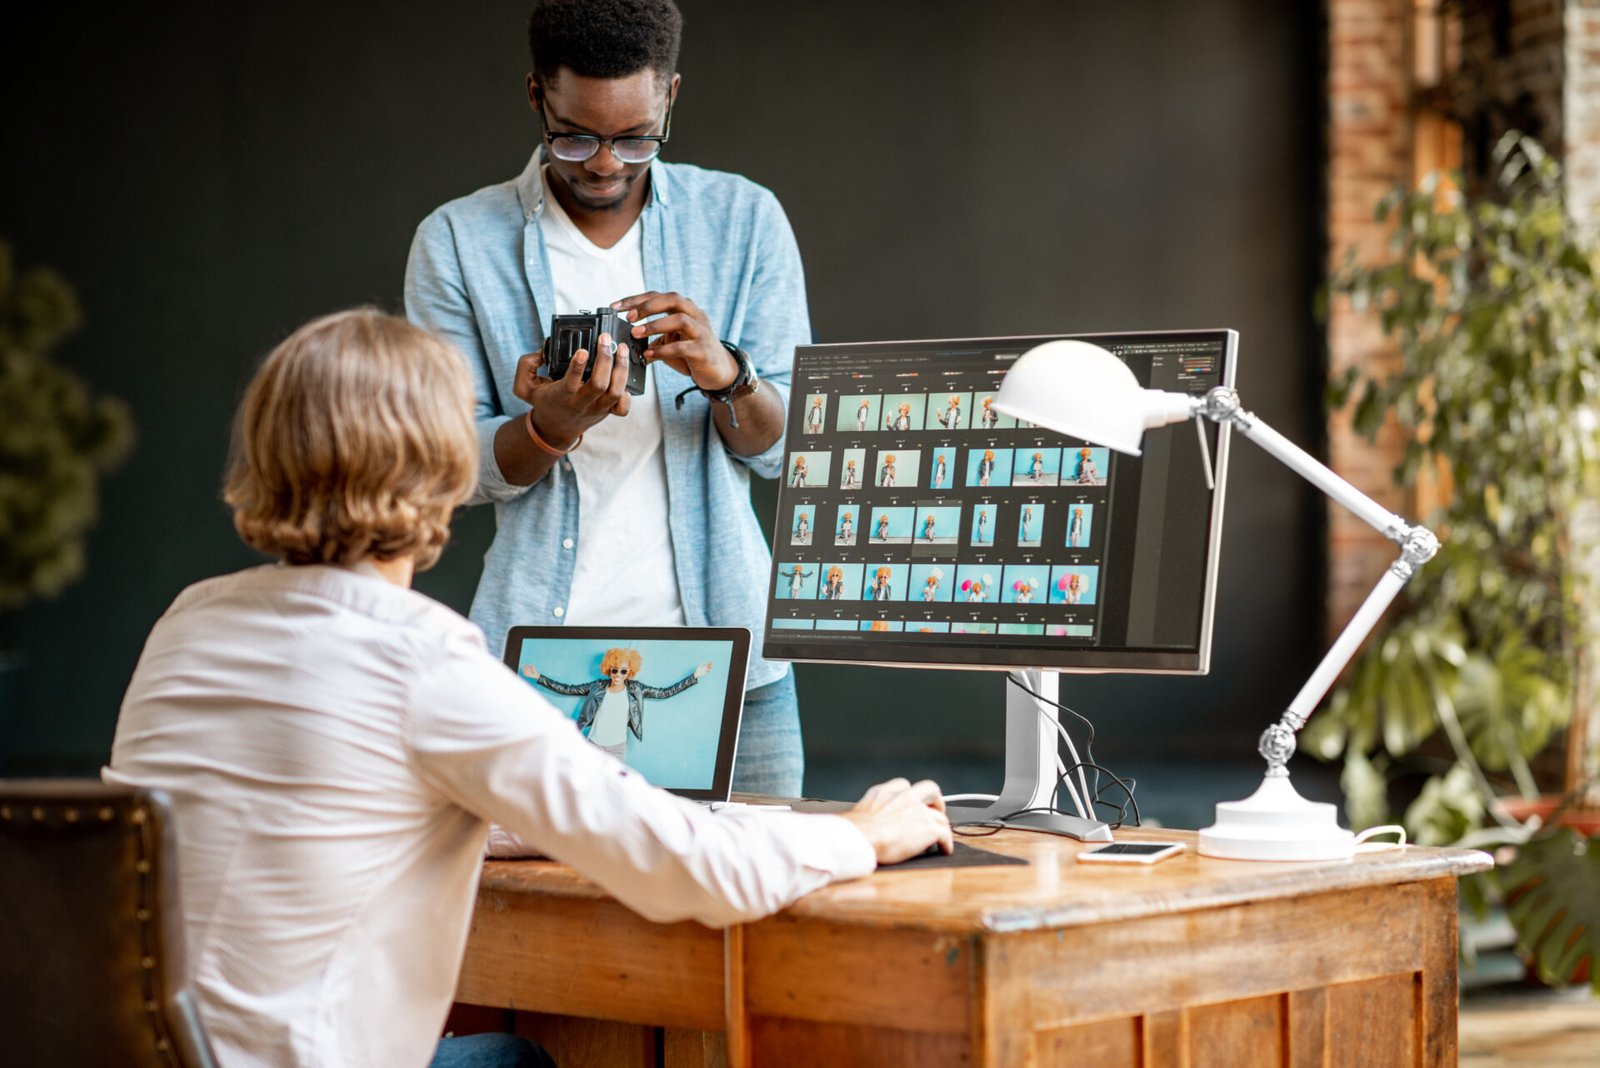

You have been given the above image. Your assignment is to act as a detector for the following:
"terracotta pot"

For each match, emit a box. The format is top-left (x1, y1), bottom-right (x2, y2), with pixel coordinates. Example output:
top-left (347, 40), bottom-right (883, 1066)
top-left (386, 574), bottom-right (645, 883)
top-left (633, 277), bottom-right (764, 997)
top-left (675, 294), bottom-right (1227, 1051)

top-left (1496, 796), bottom-right (1600, 836)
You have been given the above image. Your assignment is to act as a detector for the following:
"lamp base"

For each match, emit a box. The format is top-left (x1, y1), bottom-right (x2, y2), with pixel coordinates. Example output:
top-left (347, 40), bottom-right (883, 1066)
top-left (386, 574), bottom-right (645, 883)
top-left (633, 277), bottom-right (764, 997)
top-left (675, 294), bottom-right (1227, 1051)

top-left (1197, 773), bottom-right (1355, 862)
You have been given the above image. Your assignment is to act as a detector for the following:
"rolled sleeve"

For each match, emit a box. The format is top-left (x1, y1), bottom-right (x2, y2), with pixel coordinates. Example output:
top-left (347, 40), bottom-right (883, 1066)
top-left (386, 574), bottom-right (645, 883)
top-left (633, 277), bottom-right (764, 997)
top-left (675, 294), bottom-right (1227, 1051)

top-left (405, 211), bottom-right (528, 505)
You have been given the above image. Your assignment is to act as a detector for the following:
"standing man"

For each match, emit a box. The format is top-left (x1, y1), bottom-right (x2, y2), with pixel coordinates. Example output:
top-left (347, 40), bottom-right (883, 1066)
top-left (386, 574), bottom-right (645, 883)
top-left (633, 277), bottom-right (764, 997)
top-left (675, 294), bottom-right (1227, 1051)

top-left (406, 0), bottom-right (810, 794)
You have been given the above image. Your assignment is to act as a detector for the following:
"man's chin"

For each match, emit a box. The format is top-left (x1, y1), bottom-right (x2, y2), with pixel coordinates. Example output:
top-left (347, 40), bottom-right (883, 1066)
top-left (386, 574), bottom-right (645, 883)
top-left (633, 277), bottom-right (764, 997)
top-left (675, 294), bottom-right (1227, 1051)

top-left (571, 180), bottom-right (634, 211)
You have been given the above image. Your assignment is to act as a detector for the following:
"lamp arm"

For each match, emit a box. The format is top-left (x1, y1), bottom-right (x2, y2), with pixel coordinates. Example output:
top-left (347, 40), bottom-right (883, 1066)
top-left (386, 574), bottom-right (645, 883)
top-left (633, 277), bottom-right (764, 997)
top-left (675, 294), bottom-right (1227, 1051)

top-left (1196, 387), bottom-right (1440, 775)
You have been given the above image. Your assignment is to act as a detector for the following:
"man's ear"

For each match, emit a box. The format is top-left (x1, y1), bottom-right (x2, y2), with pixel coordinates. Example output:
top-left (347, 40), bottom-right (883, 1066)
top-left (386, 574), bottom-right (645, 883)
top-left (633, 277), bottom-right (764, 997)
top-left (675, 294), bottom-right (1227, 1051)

top-left (667, 72), bottom-right (681, 106)
top-left (526, 73), bottom-right (542, 111)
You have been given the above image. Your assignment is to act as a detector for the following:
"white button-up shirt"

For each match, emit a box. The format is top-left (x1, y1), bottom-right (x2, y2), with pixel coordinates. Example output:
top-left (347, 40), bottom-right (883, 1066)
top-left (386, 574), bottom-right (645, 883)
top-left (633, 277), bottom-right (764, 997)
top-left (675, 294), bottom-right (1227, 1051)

top-left (106, 564), bottom-right (873, 1068)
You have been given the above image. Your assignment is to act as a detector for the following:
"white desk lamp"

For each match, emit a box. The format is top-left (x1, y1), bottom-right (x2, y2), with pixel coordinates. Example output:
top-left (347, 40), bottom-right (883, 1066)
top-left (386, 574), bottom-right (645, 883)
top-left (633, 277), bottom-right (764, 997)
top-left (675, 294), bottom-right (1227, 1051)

top-left (993, 339), bottom-right (1438, 861)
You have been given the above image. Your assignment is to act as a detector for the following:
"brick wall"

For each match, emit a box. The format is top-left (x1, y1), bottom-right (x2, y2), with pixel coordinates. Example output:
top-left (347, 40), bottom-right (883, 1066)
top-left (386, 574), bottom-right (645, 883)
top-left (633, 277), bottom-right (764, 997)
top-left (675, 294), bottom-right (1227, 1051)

top-left (1567, 0), bottom-right (1600, 228)
top-left (1326, 0), bottom-right (1413, 630)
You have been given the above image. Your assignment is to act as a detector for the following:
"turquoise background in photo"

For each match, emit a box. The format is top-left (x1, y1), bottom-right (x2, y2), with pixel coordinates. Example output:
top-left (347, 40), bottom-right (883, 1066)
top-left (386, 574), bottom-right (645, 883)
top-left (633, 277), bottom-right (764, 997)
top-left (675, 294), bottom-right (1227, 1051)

top-left (872, 448), bottom-right (921, 487)
top-left (817, 562), bottom-right (865, 601)
top-left (862, 562), bottom-right (908, 601)
top-left (909, 563), bottom-right (953, 602)
top-left (838, 394), bottom-right (881, 433)
top-left (776, 562), bottom-right (820, 599)
top-left (1001, 564), bottom-right (1049, 603)
top-left (838, 448), bottom-right (866, 487)
top-left (1017, 504), bottom-right (1046, 544)
top-left (1065, 503), bottom-right (1095, 547)
top-left (1049, 564), bottom-right (1102, 605)
top-left (786, 450), bottom-right (833, 487)
top-left (880, 393), bottom-right (927, 431)
top-left (514, 637), bottom-right (734, 792)
top-left (1065, 447), bottom-right (1110, 484)
top-left (928, 392), bottom-right (971, 431)
top-left (969, 504), bottom-right (998, 545)
top-left (914, 505), bottom-right (961, 542)
top-left (966, 448), bottom-right (1013, 487)
top-left (954, 565), bottom-right (999, 602)
top-left (1013, 448), bottom-right (1062, 481)
top-left (868, 506), bottom-right (915, 540)
top-left (973, 395), bottom-right (1017, 429)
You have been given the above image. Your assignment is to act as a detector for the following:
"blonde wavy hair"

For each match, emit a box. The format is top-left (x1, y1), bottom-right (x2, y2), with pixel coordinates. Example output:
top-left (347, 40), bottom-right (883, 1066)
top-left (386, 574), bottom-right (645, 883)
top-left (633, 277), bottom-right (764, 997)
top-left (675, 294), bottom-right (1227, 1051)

top-left (224, 309), bottom-right (477, 570)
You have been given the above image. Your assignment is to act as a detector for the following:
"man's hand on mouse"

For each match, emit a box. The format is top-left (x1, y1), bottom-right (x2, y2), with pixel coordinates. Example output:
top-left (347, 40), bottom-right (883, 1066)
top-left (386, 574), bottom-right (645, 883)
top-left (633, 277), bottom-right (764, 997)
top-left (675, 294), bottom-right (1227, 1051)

top-left (840, 777), bottom-right (953, 865)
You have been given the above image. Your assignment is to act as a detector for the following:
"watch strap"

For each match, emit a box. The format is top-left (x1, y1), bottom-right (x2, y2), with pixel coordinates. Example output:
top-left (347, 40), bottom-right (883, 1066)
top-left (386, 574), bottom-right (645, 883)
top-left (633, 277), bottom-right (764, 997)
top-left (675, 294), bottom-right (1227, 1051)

top-left (673, 341), bottom-right (760, 428)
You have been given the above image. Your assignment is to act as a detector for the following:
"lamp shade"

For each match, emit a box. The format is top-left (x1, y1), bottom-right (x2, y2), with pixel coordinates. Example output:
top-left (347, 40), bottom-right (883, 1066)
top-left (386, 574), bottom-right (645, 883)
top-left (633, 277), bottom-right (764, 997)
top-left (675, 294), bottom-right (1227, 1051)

top-left (992, 339), bottom-right (1194, 455)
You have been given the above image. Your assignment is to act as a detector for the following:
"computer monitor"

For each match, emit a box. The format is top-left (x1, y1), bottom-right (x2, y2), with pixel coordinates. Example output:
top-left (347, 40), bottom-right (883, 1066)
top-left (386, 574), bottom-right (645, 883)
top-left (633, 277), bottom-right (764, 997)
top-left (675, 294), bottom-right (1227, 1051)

top-left (763, 329), bottom-right (1237, 837)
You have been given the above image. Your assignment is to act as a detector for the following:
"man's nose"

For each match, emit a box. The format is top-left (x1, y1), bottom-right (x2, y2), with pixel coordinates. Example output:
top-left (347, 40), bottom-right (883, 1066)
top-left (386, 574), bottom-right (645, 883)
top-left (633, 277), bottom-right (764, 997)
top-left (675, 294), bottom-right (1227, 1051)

top-left (586, 145), bottom-right (626, 176)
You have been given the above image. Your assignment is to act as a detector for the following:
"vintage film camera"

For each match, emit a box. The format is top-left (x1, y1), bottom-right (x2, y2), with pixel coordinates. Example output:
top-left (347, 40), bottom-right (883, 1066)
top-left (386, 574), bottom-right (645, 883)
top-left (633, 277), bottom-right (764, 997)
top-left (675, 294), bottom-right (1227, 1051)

top-left (541, 308), bottom-right (647, 395)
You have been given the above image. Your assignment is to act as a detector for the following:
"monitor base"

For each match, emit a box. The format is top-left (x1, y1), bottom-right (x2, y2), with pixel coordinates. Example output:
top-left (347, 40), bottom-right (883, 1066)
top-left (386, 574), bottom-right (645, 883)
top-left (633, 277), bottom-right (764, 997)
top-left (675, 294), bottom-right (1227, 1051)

top-left (945, 800), bottom-right (1113, 842)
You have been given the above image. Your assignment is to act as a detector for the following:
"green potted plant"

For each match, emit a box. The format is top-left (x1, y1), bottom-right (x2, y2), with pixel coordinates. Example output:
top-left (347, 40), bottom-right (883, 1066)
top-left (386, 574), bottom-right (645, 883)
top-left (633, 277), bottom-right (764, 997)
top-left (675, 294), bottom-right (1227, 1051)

top-left (1309, 133), bottom-right (1599, 989)
top-left (0, 241), bottom-right (134, 739)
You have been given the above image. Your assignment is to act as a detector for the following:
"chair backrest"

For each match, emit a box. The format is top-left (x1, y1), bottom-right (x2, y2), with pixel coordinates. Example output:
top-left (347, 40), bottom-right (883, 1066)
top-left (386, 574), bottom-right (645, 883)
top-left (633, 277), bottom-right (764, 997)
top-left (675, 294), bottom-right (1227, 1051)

top-left (0, 779), bottom-right (219, 1068)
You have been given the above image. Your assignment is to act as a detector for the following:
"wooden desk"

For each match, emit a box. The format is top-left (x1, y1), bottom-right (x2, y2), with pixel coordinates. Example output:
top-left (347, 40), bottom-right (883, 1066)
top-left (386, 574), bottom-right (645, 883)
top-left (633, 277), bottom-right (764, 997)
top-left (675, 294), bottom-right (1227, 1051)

top-left (454, 827), bottom-right (1491, 1067)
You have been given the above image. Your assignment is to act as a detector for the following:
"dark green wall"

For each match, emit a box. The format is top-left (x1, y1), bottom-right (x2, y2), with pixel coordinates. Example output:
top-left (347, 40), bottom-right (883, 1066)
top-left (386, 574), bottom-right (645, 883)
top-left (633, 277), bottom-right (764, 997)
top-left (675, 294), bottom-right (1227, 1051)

top-left (1, 1), bottom-right (1324, 799)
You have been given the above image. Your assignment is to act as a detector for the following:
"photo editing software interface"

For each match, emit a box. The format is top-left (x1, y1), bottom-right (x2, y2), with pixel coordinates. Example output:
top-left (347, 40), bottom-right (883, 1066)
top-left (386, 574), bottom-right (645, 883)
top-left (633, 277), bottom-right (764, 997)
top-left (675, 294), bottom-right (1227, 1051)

top-left (763, 331), bottom-right (1235, 671)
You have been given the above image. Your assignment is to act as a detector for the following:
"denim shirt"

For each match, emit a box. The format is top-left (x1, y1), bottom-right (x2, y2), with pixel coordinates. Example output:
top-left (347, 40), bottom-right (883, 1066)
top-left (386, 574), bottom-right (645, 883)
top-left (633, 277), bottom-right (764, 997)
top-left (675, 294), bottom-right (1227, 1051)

top-left (404, 151), bottom-right (809, 689)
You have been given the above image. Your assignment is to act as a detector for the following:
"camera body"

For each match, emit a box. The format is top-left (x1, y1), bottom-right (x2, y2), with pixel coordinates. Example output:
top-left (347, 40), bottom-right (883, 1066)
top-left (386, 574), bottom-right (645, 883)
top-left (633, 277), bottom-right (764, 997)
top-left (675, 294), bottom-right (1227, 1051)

top-left (542, 308), bottom-right (646, 395)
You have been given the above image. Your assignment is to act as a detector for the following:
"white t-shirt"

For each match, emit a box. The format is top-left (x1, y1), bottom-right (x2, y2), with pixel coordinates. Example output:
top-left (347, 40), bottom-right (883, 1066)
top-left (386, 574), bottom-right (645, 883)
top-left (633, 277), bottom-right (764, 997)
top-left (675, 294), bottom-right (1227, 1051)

top-left (540, 168), bottom-right (686, 626)
top-left (105, 565), bottom-right (873, 1068)
top-left (588, 686), bottom-right (630, 748)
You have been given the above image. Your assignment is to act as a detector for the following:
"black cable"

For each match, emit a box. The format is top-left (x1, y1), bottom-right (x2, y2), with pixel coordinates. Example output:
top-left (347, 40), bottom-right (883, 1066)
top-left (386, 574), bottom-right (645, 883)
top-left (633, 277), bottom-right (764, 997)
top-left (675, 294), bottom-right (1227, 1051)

top-left (1006, 672), bottom-right (1102, 801)
top-left (951, 760), bottom-right (1142, 838)
top-left (1005, 674), bottom-right (1142, 826)
top-left (1056, 760), bottom-right (1141, 829)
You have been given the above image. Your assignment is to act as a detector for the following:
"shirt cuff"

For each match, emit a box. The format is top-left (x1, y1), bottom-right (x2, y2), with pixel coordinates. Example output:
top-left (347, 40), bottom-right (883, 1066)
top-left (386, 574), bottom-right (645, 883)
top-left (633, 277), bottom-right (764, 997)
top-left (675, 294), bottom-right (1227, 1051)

top-left (472, 416), bottom-right (528, 504)
top-left (804, 813), bottom-right (878, 880)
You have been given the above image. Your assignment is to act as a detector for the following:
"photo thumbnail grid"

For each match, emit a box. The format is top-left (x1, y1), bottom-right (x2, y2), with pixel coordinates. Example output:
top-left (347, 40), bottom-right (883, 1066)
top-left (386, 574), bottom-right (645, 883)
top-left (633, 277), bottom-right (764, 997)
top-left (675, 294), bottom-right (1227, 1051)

top-left (772, 379), bottom-right (1114, 640)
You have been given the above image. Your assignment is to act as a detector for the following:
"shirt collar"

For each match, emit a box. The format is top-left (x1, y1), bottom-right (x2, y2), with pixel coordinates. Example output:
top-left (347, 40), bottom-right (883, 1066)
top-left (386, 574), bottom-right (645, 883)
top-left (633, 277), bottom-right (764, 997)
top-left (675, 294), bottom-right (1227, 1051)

top-left (515, 147), bottom-right (669, 223)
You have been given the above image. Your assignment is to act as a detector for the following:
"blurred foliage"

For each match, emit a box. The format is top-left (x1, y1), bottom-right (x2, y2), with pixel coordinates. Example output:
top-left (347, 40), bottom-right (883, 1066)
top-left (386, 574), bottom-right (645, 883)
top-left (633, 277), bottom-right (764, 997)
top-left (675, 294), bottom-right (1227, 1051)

top-left (1310, 133), bottom-right (1600, 987)
top-left (1501, 829), bottom-right (1600, 992)
top-left (0, 241), bottom-right (134, 615)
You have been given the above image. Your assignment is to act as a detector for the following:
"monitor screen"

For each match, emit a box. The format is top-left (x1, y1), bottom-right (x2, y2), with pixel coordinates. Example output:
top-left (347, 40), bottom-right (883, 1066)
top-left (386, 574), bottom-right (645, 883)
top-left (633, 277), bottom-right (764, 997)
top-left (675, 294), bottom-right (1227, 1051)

top-left (762, 330), bottom-right (1236, 672)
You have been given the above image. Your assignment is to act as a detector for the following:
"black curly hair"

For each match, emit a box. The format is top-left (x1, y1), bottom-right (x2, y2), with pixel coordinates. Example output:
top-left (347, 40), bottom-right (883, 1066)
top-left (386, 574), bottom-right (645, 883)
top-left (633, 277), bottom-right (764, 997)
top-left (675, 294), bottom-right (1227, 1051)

top-left (528, 0), bottom-right (683, 83)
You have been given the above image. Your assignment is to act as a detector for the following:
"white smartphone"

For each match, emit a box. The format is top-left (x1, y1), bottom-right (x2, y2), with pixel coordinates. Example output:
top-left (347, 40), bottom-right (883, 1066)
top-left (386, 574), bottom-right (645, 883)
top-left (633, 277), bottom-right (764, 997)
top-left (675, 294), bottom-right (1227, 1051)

top-left (1076, 841), bottom-right (1186, 865)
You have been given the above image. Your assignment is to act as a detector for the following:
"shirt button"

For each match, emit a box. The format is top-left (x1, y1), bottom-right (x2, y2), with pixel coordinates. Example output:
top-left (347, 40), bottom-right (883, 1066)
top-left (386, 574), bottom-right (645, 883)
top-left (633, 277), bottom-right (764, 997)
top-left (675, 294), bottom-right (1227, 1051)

top-left (563, 538), bottom-right (574, 550)
top-left (553, 606), bottom-right (565, 618)
top-left (563, 461), bottom-right (574, 473)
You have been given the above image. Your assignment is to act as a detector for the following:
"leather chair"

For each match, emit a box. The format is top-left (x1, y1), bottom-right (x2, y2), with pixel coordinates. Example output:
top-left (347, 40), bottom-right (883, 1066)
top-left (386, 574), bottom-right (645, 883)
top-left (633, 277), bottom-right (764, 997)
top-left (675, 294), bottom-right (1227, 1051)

top-left (0, 780), bottom-right (219, 1068)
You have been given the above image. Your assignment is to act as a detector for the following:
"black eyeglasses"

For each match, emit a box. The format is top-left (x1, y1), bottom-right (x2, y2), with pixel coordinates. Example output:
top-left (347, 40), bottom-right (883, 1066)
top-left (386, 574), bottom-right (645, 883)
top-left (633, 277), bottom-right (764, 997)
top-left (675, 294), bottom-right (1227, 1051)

top-left (540, 97), bottom-right (673, 165)
top-left (608, 667), bottom-right (631, 676)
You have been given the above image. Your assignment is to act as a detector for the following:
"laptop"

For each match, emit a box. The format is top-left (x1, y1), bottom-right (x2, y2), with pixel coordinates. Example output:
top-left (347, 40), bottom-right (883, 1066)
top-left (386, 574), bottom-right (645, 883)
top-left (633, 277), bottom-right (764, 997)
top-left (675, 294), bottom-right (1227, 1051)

top-left (502, 625), bottom-right (751, 802)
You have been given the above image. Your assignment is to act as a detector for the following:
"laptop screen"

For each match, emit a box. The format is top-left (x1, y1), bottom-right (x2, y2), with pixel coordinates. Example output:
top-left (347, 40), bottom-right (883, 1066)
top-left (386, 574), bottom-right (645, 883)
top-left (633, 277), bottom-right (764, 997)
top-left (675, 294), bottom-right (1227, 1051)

top-left (502, 626), bottom-right (751, 801)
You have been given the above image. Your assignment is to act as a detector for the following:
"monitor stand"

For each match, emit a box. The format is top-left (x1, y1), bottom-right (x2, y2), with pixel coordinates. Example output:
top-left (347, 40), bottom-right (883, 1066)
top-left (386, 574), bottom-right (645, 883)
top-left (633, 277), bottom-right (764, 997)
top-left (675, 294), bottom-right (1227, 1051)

top-left (944, 670), bottom-right (1113, 842)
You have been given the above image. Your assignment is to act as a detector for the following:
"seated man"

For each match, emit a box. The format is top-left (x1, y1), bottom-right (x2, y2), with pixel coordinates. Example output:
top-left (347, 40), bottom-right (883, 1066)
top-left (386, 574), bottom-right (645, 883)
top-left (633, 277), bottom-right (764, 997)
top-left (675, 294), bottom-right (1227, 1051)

top-left (105, 309), bottom-right (951, 1068)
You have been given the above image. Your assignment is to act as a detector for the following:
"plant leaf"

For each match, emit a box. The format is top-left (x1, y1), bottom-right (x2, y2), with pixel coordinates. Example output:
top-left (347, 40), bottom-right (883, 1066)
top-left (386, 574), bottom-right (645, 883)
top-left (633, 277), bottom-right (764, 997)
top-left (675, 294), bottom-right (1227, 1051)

top-left (1500, 830), bottom-right (1600, 991)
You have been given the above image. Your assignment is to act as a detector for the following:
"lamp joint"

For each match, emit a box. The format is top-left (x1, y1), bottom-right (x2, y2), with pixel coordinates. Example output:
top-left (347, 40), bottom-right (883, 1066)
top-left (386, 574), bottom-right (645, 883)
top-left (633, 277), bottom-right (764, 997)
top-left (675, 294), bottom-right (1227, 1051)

top-left (1258, 721), bottom-right (1298, 774)
top-left (1199, 386), bottom-right (1242, 425)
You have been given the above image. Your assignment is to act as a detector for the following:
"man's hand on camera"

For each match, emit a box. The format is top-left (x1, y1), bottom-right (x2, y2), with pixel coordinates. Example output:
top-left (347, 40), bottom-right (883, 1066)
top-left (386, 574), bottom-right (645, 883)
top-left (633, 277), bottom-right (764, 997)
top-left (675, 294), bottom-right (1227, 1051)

top-left (511, 333), bottom-right (634, 446)
top-left (611, 290), bottom-right (738, 392)
top-left (840, 778), bottom-right (953, 866)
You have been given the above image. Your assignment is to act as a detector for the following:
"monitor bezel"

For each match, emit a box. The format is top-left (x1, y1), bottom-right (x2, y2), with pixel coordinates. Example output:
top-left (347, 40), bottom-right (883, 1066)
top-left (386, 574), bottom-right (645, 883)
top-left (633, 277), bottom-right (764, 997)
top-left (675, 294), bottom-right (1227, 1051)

top-left (761, 328), bottom-right (1237, 674)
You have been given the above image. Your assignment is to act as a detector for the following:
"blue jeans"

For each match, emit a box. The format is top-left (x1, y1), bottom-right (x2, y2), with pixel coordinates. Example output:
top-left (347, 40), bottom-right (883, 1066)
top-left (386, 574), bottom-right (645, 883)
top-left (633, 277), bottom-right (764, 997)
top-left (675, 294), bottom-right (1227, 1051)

top-left (430, 1032), bottom-right (553, 1068)
top-left (730, 671), bottom-right (803, 797)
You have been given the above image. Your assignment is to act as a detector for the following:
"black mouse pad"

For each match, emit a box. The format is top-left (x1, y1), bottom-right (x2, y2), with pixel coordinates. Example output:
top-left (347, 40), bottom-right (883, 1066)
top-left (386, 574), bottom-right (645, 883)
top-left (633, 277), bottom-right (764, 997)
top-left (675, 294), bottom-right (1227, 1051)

top-left (878, 840), bottom-right (1029, 871)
